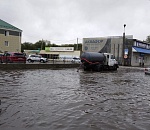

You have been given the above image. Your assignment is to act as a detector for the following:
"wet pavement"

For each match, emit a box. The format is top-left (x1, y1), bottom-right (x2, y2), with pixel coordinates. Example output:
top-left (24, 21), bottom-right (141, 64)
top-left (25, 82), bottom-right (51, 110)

top-left (0, 66), bottom-right (150, 130)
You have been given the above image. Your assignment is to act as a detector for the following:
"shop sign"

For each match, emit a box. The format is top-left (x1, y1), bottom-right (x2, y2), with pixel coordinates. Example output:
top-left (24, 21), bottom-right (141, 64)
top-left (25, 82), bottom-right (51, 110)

top-left (50, 47), bottom-right (74, 52)
top-left (84, 39), bottom-right (103, 43)
top-left (45, 47), bottom-right (74, 52)
top-left (134, 41), bottom-right (150, 49)
top-left (124, 49), bottom-right (128, 55)
top-left (124, 54), bottom-right (128, 59)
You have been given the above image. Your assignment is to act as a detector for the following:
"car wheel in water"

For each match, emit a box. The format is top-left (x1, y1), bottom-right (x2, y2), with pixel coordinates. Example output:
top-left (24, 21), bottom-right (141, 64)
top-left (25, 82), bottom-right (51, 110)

top-left (28, 59), bottom-right (32, 63)
top-left (40, 60), bottom-right (44, 63)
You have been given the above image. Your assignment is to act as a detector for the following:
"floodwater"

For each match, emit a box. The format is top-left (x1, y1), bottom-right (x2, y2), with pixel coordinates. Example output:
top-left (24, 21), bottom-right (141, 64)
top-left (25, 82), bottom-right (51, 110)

top-left (0, 67), bottom-right (150, 130)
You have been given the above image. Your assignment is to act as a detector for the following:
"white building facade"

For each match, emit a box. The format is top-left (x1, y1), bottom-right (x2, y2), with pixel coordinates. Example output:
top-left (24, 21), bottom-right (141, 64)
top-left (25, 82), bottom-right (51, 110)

top-left (82, 36), bottom-right (150, 66)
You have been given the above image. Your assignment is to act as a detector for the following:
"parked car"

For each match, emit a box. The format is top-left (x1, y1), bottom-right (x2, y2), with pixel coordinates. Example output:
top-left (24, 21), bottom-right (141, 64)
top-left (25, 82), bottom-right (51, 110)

top-left (27, 54), bottom-right (48, 63)
top-left (0, 52), bottom-right (26, 63)
top-left (144, 67), bottom-right (150, 75)
top-left (71, 57), bottom-right (81, 64)
top-left (0, 53), bottom-right (4, 63)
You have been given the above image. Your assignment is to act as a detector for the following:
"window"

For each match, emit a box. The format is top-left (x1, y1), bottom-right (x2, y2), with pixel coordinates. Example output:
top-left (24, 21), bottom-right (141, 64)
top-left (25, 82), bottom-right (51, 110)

top-left (4, 41), bottom-right (9, 46)
top-left (13, 53), bottom-right (25, 57)
top-left (38, 55), bottom-right (41, 58)
top-left (111, 55), bottom-right (115, 59)
top-left (4, 31), bottom-right (9, 36)
top-left (30, 55), bottom-right (35, 57)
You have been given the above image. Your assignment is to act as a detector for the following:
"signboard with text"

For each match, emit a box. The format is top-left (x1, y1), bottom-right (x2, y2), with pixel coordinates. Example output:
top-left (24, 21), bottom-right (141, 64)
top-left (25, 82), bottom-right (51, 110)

top-left (45, 47), bottom-right (74, 52)
top-left (134, 41), bottom-right (150, 49)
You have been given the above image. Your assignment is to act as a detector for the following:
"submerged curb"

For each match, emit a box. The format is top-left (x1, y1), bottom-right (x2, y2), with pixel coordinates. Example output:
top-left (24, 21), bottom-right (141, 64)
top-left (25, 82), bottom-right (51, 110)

top-left (0, 64), bottom-right (80, 70)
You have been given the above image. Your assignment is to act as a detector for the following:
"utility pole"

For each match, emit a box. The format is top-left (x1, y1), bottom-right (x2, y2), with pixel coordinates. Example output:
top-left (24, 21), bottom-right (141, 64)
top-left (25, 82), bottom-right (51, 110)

top-left (122, 24), bottom-right (126, 66)
top-left (41, 39), bottom-right (43, 51)
top-left (76, 38), bottom-right (78, 50)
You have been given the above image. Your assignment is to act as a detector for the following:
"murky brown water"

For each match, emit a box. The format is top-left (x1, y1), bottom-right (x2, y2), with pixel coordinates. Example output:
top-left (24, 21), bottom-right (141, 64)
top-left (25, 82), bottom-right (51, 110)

top-left (0, 67), bottom-right (150, 130)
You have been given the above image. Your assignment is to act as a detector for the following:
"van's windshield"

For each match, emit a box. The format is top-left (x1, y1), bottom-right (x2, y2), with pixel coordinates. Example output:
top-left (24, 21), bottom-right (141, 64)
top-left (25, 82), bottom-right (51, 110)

top-left (111, 55), bottom-right (115, 59)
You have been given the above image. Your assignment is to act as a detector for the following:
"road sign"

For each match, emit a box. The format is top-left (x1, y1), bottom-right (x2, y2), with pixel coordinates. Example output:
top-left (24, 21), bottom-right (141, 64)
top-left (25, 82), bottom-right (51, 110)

top-left (124, 54), bottom-right (128, 59)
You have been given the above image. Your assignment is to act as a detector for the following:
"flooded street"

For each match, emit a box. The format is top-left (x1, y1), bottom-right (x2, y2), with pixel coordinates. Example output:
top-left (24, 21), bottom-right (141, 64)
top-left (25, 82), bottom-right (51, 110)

top-left (0, 66), bottom-right (150, 130)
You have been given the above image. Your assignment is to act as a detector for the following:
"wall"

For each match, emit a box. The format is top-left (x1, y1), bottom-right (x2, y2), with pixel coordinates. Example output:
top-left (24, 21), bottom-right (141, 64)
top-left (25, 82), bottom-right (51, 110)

top-left (0, 29), bottom-right (21, 52)
top-left (131, 52), bottom-right (150, 67)
top-left (82, 37), bottom-right (124, 64)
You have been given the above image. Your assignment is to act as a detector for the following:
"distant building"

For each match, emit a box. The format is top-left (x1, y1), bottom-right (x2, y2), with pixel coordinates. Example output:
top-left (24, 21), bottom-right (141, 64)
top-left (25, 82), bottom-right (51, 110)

top-left (40, 47), bottom-right (80, 59)
top-left (0, 19), bottom-right (22, 52)
top-left (82, 36), bottom-right (150, 66)
top-left (24, 47), bottom-right (81, 60)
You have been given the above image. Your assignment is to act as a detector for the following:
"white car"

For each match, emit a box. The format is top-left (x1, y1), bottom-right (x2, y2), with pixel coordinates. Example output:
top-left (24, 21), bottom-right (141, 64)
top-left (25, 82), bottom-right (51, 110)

top-left (27, 54), bottom-right (48, 63)
top-left (144, 67), bottom-right (150, 75)
top-left (71, 57), bottom-right (81, 64)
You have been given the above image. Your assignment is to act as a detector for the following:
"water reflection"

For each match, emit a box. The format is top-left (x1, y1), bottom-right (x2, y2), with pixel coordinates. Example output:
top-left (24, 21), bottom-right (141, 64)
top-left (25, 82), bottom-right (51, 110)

top-left (0, 67), bottom-right (150, 130)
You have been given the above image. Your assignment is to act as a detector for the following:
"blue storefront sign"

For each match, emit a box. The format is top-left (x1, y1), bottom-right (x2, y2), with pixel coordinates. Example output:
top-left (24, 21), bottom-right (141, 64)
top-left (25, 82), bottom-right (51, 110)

top-left (124, 49), bottom-right (128, 55)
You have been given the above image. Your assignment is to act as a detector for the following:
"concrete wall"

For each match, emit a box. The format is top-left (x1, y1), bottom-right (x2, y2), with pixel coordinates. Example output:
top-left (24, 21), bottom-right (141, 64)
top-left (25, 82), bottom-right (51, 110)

top-left (0, 29), bottom-right (21, 52)
top-left (110, 38), bottom-right (123, 63)
top-left (82, 37), bottom-right (124, 64)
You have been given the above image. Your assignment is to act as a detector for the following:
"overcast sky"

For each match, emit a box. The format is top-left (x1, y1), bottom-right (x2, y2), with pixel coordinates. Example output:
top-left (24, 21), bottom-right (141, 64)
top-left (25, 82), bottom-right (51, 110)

top-left (1, 0), bottom-right (150, 44)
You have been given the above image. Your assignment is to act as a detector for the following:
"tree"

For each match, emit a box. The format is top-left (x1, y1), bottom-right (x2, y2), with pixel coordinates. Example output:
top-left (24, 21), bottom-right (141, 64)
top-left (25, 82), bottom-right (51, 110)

top-left (21, 40), bottom-right (82, 52)
top-left (34, 40), bottom-right (46, 50)
top-left (146, 36), bottom-right (150, 43)
top-left (21, 42), bottom-right (34, 52)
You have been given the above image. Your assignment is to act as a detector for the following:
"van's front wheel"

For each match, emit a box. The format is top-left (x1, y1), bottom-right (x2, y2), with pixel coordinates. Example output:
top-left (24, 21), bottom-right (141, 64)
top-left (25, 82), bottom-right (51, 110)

top-left (113, 65), bottom-right (118, 70)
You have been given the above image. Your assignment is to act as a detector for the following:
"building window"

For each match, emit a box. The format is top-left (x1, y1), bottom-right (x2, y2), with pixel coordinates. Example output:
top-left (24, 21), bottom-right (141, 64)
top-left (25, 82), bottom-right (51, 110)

top-left (4, 31), bottom-right (9, 36)
top-left (4, 41), bottom-right (9, 46)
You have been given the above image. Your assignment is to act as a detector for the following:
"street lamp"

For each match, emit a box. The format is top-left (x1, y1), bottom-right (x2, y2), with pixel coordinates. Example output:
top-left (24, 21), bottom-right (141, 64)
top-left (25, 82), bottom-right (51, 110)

top-left (124, 24), bottom-right (126, 33)
top-left (122, 24), bottom-right (126, 65)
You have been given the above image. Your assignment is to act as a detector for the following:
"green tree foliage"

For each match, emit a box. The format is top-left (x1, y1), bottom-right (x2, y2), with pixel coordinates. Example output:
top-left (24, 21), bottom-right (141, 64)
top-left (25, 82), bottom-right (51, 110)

top-left (146, 36), bottom-right (150, 43)
top-left (21, 40), bottom-right (46, 52)
top-left (21, 42), bottom-right (34, 52)
top-left (34, 40), bottom-right (46, 50)
top-left (77, 43), bottom-right (82, 51)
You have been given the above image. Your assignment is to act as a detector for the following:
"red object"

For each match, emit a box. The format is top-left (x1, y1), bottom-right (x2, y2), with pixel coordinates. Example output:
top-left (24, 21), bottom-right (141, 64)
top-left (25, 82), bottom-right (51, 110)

top-left (0, 52), bottom-right (26, 63)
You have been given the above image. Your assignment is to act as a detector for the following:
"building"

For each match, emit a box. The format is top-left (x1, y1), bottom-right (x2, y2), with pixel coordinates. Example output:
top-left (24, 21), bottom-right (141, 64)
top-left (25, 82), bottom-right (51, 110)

top-left (24, 47), bottom-right (81, 60)
top-left (82, 36), bottom-right (150, 66)
top-left (128, 39), bottom-right (150, 66)
top-left (0, 19), bottom-right (22, 52)
top-left (40, 47), bottom-right (80, 59)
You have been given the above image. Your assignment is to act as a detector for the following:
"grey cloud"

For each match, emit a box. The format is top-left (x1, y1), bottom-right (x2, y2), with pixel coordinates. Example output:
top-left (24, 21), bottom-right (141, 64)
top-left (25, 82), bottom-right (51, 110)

top-left (0, 0), bottom-right (150, 44)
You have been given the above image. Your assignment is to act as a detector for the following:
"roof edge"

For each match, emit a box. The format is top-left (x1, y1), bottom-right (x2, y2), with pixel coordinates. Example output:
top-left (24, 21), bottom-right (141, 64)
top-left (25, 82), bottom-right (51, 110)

top-left (0, 19), bottom-right (22, 32)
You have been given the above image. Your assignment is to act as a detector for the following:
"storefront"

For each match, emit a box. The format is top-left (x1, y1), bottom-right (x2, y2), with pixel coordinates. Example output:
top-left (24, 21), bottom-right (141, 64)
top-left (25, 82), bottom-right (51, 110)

top-left (131, 40), bottom-right (150, 66)
top-left (40, 47), bottom-right (81, 60)
top-left (82, 36), bottom-right (132, 65)
top-left (82, 36), bottom-right (150, 66)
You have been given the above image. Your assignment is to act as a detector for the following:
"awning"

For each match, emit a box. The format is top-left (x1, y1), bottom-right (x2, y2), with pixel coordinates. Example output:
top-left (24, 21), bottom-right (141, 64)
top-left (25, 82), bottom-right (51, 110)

top-left (132, 47), bottom-right (150, 54)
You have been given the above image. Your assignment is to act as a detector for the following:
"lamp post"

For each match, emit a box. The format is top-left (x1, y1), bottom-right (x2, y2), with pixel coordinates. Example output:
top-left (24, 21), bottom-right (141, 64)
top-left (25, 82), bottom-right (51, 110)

top-left (124, 24), bottom-right (126, 34)
top-left (41, 39), bottom-right (43, 51)
top-left (76, 37), bottom-right (78, 50)
top-left (122, 24), bottom-right (126, 65)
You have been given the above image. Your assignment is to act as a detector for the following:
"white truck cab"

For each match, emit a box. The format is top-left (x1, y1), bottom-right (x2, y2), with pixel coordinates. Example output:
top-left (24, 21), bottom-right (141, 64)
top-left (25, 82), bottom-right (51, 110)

top-left (104, 53), bottom-right (118, 67)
